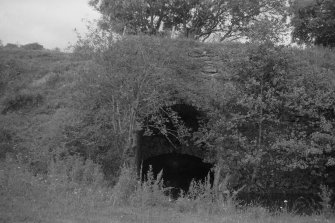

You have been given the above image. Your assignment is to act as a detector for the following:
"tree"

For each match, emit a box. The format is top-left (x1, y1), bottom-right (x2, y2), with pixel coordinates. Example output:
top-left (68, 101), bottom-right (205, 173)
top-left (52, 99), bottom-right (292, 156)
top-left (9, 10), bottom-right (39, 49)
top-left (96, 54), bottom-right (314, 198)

top-left (89, 0), bottom-right (287, 41)
top-left (290, 0), bottom-right (335, 47)
top-left (21, 42), bottom-right (44, 50)
top-left (4, 43), bottom-right (19, 49)
top-left (196, 42), bottom-right (335, 195)
top-left (204, 43), bottom-right (294, 191)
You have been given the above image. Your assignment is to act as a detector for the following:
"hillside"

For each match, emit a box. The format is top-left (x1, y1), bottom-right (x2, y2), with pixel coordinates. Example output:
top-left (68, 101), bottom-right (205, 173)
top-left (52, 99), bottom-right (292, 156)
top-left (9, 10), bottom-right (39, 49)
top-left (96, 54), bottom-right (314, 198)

top-left (1, 37), bottom-right (335, 181)
top-left (0, 37), bottom-right (335, 222)
top-left (0, 48), bottom-right (88, 161)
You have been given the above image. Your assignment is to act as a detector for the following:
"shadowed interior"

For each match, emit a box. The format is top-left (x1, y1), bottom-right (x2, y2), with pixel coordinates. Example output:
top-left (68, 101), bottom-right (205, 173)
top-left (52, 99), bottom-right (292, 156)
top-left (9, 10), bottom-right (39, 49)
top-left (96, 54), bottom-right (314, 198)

top-left (138, 103), bottom-right (213, 197)
top-left (142, 153), bottom-right (213, 197)
top-left (138, 103), bottom-right (207, 162)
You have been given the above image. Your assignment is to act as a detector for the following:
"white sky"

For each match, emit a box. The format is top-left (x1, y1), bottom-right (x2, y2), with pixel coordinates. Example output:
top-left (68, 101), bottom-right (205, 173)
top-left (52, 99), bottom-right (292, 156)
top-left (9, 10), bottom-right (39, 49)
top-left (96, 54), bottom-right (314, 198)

top-left (0, 0), bottom-right (100, 50)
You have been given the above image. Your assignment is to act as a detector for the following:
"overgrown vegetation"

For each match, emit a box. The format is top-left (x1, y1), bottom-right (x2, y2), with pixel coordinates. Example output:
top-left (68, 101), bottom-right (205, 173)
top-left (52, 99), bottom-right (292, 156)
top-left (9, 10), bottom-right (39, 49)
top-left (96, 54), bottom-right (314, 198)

top-left (89, 0), bottom-right (288, 42)
top-left (2, 92), bottom-right (44, 114)
top-left (72, 36), bottom-right (335, 203)
top-left (0, 34), bottom-right (334, 222)
top-left (1, 156), bottom-right (333, 222)
top-left (290, 0), bottom-right (335, 47)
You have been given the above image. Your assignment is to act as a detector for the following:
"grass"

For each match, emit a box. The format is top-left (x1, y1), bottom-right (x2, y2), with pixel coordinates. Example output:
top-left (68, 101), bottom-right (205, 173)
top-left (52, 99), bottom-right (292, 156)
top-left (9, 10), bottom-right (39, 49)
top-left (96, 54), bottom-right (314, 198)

top-left (0, 158), bottom-right (333, 223)
top-left (0, 46), bottom-right (87, 168)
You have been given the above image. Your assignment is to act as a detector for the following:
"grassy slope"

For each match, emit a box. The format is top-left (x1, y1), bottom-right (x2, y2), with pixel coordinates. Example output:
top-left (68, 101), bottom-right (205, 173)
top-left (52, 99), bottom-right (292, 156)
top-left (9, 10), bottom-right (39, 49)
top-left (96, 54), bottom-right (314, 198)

top-left (0, 44), bottom-right (334, 222)
top-left (0, 48), bottom-right (88, 162)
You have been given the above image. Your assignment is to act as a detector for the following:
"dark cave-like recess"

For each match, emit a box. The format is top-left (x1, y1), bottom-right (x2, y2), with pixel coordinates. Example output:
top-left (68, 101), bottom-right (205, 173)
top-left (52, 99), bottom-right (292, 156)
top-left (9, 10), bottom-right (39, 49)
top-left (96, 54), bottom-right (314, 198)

top-left (169, 103), bottom-right (204, 131)
top-left (142, 153), bottom-right (213, 197)
top-left (138, 103), bottom-right (212, 197)
top-left (138, 103), bottom-right (207, 162)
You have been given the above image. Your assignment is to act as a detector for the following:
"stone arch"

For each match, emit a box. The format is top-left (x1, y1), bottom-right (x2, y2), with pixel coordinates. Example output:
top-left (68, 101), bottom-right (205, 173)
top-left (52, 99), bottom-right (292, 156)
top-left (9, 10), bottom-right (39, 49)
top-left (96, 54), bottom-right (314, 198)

top-left (134, 102), bottom-right (213, 196)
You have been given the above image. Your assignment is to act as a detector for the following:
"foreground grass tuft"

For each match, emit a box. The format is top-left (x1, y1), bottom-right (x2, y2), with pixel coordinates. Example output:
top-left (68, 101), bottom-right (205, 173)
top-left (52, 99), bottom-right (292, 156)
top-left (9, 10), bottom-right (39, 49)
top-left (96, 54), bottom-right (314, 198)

top-left (1, 158), bottom-right (334, 223)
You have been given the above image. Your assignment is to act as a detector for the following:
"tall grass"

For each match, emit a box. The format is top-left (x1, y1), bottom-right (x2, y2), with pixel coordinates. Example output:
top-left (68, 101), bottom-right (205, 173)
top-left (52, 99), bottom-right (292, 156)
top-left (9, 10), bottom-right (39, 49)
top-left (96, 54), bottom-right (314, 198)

top-left (0, 154), bottom-right (113, 222)
top-left (1, 155), bottom-right (334, 223)
top-left (319, 184), bottom-right (334, 216)
top-left (131, 166), bottom-right (172, 207)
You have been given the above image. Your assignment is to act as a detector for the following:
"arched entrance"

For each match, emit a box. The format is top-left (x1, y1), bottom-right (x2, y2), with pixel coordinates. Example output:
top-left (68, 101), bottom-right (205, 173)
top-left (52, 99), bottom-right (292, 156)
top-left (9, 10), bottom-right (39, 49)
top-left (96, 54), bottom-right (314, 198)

top-left (137, 103), bottom-right (212, 196)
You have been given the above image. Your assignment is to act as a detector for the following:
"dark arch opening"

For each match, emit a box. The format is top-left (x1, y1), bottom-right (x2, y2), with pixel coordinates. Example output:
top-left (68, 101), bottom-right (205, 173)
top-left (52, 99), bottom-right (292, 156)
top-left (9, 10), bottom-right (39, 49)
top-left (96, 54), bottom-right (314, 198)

top-left (138, 103), bottom-right (211, 197)
top-left (169, 103), bottom-right (204, 131)
top-left (142, 153), bottom-right (213, 198)
top-left (138, 103), bottom-right (207, 162)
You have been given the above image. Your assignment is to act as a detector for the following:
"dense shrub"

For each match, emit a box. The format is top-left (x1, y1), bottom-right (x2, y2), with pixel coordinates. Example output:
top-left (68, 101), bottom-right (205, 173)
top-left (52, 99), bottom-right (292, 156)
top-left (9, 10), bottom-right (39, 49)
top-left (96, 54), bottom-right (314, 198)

top-left (0, 128), bottom-right (15, 160)
top-left (131, 167), bottom-right (171, 207)
top-left (196, 42), bottom-right (335, 199)
top-left (48, 155), bottom-right (105, 190)
top-left (1, 92), bottom-right (43, 114)
top-left (4, 43), bottom-right (19, 49)
top-left (21, 42), bottom-right (44, 50)
top-left (67, 37), bottom-right (335, 204)
top-left (68, 36), bottom-right (204, 178)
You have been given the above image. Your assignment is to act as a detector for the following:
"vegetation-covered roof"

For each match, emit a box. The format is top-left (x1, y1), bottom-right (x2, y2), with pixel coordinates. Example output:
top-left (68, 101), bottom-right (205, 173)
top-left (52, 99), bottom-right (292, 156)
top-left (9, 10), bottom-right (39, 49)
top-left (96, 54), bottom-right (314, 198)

top-left (1, 37), bottom-right (334, 197)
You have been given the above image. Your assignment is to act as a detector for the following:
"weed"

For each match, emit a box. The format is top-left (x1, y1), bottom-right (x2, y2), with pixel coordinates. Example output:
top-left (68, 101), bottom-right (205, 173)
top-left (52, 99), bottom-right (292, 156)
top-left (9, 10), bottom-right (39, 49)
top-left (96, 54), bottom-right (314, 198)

top-left (291, 196), bottom-right (319, 215)
top-left (131, 165), bottom-right (171, 207)
top-left (112, 165), bottom-right (138, 205)
top-left (319, 184), bottom-right (334, 215)
top-left (28, 160), bottom-right (48, 176)
top-left (174, 165), bottom-right (244, 215)
top-left (47, 155), bottom-right (105, 192)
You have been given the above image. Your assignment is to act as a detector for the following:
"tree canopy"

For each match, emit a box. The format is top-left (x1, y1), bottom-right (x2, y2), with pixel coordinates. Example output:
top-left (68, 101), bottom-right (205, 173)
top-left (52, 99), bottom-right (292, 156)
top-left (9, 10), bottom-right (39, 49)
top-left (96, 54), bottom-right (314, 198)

top-left (89, 0), bottom-right (287, 41)
top-left (290, 0), bottom-right (335, 47)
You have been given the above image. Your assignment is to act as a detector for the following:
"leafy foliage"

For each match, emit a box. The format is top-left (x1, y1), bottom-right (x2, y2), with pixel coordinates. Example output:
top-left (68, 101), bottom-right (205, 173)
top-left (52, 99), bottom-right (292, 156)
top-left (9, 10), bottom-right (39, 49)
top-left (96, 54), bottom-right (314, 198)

top-left (191, 41), bottom-right (335, 197)
top-left (71, 36), bottom-right (208, 171)
top-left (70, 36), bottom-right (335, 201)
top-left (89, 0), bottom-right (287, 41)
top-left (290, 0), bottom-right (335, 47)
